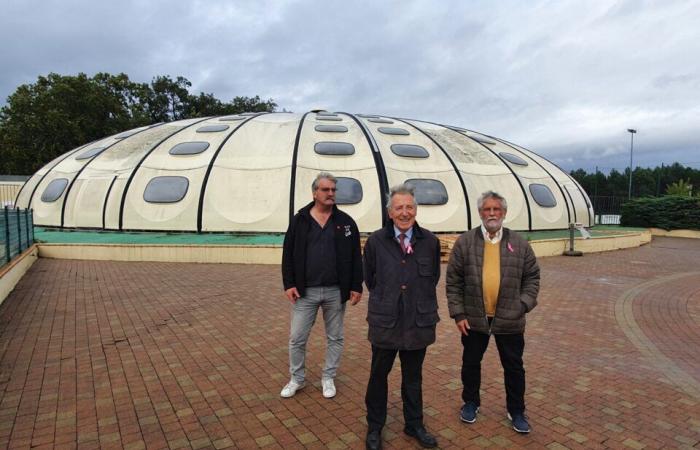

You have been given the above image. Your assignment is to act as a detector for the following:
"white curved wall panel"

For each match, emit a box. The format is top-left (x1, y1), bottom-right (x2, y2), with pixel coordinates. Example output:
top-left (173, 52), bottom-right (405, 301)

top-left (19, 112), bottom-right (594, 233)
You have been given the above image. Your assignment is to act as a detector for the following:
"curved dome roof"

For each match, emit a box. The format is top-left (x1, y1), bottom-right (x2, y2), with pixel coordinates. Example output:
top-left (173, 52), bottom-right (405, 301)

top-left (15, 111), bottom-right (593, 233)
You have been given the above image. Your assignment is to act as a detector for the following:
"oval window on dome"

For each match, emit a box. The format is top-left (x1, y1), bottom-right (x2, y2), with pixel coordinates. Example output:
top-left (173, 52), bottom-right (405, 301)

top-left (529, 183), bottom-right (557, 207)
top-left (335, 177), bottom-right (363, 205)
top-left (197, 125), bottom-right (229, 133)
top-left (314, 142), bottom-right (355, 156)
top-left (378, 127), bottom-right (409, 136)
top-left (316, 112), bottom-right (338, 116)
top-left (499, 152), bottom-right (528, 166)
top-left (169, 141), bottom-right (210, 155)
top-left (143, 176), bottom-right (189, 203)
top-left (75, 146), bottom-right (106, 160)
top-left (368, 118), bottom-right (394, 124)
top-left (391, 144), bottom-right (429, 158)
top-left (219, 116), bottom-right (244, 121)
top-left (315, 125), bottom-right (348, 133)
top-left (316, 116), bottom-right (342, 121)
top-left (40, 178), bottom-right (69, 202)
top-left (114, 129), bottom-right (140, 139)
top-left (470, 135), bottom-right (496, 145)
top-left (405, 179), bottom-right (448, 205)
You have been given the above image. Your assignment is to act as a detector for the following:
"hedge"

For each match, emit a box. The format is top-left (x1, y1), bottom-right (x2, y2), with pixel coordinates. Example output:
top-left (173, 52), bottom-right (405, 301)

top-left (620, 196), bottom-right (700, 230)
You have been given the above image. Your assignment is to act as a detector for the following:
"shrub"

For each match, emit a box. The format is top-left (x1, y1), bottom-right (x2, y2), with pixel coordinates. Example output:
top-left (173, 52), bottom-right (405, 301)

top-left (620, 196), bottom-right (700, 230)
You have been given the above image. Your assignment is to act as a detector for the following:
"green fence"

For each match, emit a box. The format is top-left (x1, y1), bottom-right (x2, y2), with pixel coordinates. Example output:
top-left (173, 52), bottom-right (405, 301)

top-left (1, 207), bottom-right (34, 266)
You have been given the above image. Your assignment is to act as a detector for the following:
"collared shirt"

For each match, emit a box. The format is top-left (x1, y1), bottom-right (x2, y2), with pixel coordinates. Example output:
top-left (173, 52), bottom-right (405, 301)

top-left (393, 226), bottom-right (413, 241)
top-left (393, 226), bottom-right (413, 250)
top-left (480, 224), bottom-right (503, 244)
top-left (305, 216), bottom-right (338, 287)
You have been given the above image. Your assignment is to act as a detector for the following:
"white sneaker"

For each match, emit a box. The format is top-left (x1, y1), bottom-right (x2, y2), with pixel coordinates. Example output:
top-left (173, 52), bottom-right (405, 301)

top-left (322, 378), bottom-right (336, 398)
top-left (280, 380), bottom-right (305, 398)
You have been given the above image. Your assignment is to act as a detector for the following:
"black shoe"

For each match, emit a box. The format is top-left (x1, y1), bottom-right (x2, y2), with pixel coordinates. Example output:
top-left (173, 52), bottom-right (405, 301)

top-left (404, 426), bottom-right (437, 448)
top-left (366, 429), bottom-right (382, 450)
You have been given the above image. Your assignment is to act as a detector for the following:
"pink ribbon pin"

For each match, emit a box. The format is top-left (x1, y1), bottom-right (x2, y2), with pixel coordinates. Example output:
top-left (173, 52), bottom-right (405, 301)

top-left (507, 242), bottom-right (514, 253)
top-left (406, 243), bottom-right (414, 254)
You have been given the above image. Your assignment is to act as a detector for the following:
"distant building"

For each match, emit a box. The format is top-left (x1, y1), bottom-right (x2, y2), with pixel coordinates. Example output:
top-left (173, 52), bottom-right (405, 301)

top-left (0, 176), bottom-right (29, 208)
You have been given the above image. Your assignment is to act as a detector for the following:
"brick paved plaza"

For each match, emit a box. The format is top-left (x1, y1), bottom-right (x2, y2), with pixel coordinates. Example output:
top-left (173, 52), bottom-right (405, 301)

top-left (1, 237), bottom-right (699, 449)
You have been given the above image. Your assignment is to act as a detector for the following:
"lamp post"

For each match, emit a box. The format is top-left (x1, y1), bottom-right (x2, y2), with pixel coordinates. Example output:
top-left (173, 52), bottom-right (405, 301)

top-left (627, 128), bottom-right (637, 199)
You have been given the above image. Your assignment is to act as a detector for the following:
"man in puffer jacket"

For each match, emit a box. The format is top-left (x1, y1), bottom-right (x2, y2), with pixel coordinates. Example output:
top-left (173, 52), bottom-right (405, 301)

top-left (446, 191), bottom-right (540, 434)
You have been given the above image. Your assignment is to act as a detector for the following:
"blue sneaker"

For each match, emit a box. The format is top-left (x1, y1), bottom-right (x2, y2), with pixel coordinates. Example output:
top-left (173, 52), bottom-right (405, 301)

top-left (460, 402), bottom-right (479, 423)
top-left (508, 412), bottom-right (531, 433)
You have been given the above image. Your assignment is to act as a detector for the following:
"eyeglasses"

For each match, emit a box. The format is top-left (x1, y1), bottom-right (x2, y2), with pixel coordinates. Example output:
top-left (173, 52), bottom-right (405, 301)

top-left (318, 187), bottom-right (337, 192)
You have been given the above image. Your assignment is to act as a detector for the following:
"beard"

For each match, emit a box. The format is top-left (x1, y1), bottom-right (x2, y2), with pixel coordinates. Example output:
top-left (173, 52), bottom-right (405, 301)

top-left (482, 217), bottom-right (503, 232)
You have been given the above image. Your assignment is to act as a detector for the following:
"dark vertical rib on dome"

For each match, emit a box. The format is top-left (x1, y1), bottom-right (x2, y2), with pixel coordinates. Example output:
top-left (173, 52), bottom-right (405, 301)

top-left (197, 113), bottom-right (270, 232)
top-left (61, 125), bottom-right (162, 228)
top-left (493, 137), bottom-right (572, 224)
top-left (118, 118), bottom-right (210, 230)
top-left (461, 133), bottom-right (533, 231)
top-left (340, 112), bottom-right (390, 227)
top-left (495, 136), bottom-right (592, 226)
top-left (561, 184), bottom-right (578, 223)
top-left (390, 117), bottom-right (472, 229)
top-left (288, 112), bottom-right (310, 224)
top-left (102, 175), bottom-right (118, 229)
top-left (22, 141), bottom-right (93, 209)
top-left (395, 116), bottom-right (533, 230)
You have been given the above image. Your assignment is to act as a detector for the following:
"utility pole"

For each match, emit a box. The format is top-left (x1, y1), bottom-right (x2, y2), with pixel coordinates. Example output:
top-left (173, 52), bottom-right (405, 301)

top-left (627, 129), bottom-right (637, 199)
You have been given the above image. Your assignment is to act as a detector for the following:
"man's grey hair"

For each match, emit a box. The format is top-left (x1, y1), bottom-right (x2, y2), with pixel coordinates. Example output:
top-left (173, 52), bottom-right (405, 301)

top-left (385, 183), bottom-right (416, 209)
top-left (311, 172), bottom-right (337, 191)
top-left (477, 190), bottom-right (508, 211)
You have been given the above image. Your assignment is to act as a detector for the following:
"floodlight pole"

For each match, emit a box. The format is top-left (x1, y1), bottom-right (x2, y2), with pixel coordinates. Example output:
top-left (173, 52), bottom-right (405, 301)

top-left (627, 129), bottom-right (637, 199)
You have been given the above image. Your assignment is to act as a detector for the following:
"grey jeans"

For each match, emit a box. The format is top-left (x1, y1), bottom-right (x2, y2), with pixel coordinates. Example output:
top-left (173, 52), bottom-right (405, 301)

top-left (289, 285), bottom-right (346, 383)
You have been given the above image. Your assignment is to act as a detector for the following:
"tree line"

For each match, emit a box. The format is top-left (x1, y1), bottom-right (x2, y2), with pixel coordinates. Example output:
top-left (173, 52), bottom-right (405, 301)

top-left (570, 164), bottom-right (700, 198)
top-left (0, 72), bottom-right (277, 175)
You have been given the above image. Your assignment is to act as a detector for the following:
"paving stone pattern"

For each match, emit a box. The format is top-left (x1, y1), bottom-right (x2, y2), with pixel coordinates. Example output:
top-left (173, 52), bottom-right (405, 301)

top-left (1, 237), bottom-right (699, 449)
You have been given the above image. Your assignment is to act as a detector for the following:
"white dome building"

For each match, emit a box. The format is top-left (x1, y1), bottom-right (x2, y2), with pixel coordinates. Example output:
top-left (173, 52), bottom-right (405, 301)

top-left (15, 111), bottom-right (592, 233)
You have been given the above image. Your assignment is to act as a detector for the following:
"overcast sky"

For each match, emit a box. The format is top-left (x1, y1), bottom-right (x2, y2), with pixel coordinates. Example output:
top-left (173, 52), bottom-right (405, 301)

top-left (2, 0), bottom-right (699, 172)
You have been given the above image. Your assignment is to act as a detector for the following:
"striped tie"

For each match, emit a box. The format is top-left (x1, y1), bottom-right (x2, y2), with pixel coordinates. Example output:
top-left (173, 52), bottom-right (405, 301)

top-left (399, 233), bottom-right (407, 254)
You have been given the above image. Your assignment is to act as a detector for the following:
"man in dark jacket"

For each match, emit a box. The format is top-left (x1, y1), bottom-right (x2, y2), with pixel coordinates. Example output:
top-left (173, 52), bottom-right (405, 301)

top-left (363, 184), bottom-right (441, 450)
top-left (281, 172), bottom-right (363, 399)
top-left (446, 191), bottom-right (540, 434)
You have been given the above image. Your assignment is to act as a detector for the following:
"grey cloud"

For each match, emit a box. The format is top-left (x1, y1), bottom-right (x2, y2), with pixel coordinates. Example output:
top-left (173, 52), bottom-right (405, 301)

top-left (1, 0), bottom-right (699, 172)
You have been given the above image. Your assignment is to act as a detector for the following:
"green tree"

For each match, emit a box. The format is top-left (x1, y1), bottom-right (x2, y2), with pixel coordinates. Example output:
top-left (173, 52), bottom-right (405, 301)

top-left (0, 72), bottom-right (277, 175)
top-left (0, 72), bottom-right (145, 174)
top-left (665, 179), bottom-right (694, 196)
top-left (146, 75), bottom-right (192, 122)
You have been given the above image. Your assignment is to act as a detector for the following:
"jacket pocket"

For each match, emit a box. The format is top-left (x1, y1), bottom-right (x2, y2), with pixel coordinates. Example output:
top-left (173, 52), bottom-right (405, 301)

top-left (416, 298), bottom-right (439, 327)
top-left (367, 290), bottom-right (398, 328)
top-left (497, 302), bottom-right (524, 320)
top-left (417, 257), bottom-right (434, 277)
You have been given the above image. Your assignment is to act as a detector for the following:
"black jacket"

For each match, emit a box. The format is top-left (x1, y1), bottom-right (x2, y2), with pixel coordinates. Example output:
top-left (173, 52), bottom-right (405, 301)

top-left (363, 221), bottom-right (441, 350)
top-left (282, 202), bottom-right (363, 302)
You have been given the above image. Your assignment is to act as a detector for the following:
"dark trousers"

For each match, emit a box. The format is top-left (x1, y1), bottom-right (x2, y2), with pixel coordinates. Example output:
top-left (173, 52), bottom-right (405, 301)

top-left (365, 346), bottom-right (426, 432)
top-left (461, 330), bottom-right (526, 415)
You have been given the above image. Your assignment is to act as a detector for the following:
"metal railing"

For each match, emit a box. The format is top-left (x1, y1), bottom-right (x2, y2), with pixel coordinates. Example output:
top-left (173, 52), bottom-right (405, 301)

top-left (590, 196), bottom-right (629, 225)
top-left (1, 207), bottom-right (34, 266)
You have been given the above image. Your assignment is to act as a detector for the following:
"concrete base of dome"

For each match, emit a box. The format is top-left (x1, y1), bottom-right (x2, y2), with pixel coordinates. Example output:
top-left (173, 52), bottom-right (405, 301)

top-left (33, 229), bottom-right (653, 265)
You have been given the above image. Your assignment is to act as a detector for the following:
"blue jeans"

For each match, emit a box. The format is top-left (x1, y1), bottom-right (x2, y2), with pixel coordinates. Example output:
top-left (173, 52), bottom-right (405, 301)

top-left (289, 286), bottom-right (346, 383)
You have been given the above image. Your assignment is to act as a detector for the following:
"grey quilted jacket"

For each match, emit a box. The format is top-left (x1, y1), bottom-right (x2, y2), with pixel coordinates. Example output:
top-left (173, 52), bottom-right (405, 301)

top-left (446, 227), bottom-right (539, 334)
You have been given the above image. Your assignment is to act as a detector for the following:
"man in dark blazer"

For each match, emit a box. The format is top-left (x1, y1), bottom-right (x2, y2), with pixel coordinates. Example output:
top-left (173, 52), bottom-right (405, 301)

top-left (363, 184), bottom-right (441, 450)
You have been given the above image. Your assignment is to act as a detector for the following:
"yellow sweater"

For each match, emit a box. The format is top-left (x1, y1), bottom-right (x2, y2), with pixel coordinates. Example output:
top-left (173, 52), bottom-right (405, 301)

top-left (482, 241), bottom-right (501, 317)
